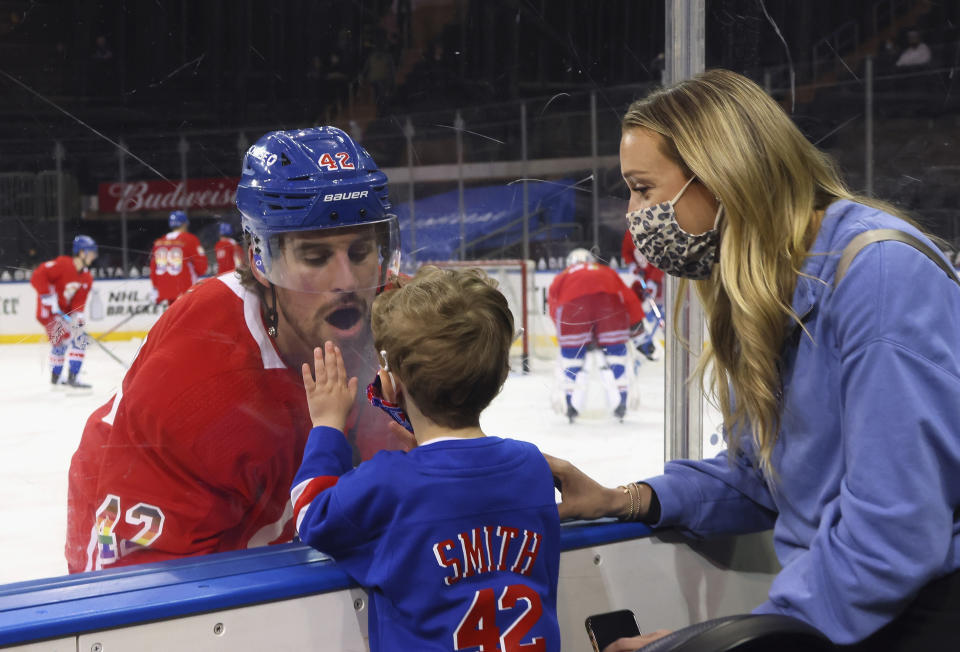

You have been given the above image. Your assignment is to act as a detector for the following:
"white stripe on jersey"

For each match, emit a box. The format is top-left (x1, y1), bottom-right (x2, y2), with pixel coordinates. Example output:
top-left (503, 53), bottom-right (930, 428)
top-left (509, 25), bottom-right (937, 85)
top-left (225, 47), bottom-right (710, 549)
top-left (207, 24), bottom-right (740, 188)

top-left (83, 521), bottom-right (100, 573)
top-left (219, 274), bottom-right (285, 370)
top-left (290, 478), bottom-right (310, 513)
top-left (247, 498), bottom-right (293, 549)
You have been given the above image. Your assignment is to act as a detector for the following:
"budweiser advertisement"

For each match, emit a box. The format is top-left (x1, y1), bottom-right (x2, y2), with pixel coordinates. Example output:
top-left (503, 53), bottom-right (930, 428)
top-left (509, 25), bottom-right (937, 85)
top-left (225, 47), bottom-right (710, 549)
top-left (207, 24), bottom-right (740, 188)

top-left (98, 177), bottom-right (240, 214)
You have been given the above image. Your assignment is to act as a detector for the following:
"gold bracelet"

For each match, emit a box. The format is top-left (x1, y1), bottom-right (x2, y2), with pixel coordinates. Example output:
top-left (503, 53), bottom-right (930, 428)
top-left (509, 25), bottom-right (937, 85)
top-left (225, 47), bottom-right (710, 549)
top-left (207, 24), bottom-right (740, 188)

top-left (628, 482), bottom-right (641, 521)
top-left (617, 485), bottom-right (635, 521)
top-left (620, 483), bottom-right (642, 521)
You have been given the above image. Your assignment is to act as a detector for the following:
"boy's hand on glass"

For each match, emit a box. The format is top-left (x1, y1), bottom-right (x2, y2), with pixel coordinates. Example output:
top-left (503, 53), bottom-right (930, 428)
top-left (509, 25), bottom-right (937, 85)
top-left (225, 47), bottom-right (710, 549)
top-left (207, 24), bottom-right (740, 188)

top-left (301, 341), bottom-right (358, 432)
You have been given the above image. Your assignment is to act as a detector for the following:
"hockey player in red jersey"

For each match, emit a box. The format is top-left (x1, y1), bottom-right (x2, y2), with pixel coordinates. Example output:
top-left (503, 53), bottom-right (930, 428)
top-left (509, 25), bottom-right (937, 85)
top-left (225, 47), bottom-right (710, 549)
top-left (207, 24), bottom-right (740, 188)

top-left (621, 229), bottom-right (664, 360)
top-left (214, 221), bottom-right (243, 274)
top-left (30, 235), bottom-right (98, 388)
top-left (149, 210), bottom-right (208, 304)
top-left (620, 228), bottom-right (664, 304)
top-left (547, 248), bottom-right (646, 422)
top-left (292, 266), bottom-right (561, 651)
top-left (66, 126), bottom-right (406, 573)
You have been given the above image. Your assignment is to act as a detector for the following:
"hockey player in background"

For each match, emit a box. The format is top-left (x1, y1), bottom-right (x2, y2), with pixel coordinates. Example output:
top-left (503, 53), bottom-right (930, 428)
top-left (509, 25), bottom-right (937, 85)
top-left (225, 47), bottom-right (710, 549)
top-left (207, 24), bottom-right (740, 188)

top-left (620, 228), bottom-right (664, 305)
top-left (30, 234), bottom-right (98, 389)
top-left (66, 127), bottom-right (406, 573)
top-left (292, 266), bottom-right (560, 651)
top-left (214, 220), bottom-right (243, 274)
top-left (621, 228), bottom-right (664, 361)
top-left (149, 209), bottom-right (208, 304)
top-left (547, 248), bottom-right (646, 422)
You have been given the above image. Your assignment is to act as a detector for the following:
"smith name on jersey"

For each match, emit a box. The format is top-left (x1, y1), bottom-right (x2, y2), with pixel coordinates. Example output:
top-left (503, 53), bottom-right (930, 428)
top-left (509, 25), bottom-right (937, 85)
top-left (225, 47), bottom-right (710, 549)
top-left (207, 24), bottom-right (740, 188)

top-left (292, 427), bottom-right (562, 651)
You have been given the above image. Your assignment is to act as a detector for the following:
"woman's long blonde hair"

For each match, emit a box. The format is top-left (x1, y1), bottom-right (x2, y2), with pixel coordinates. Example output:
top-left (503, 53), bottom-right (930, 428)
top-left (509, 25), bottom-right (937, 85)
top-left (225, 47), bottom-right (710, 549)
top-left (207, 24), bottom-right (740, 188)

top-left (623, 69), bottom-right (900, 478)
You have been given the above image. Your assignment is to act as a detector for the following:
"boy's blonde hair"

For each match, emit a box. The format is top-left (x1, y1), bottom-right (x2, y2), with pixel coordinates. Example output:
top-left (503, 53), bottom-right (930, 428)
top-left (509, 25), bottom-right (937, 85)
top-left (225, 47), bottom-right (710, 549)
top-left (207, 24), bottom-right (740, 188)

top-left (371, 265), bottom-right (514, 429)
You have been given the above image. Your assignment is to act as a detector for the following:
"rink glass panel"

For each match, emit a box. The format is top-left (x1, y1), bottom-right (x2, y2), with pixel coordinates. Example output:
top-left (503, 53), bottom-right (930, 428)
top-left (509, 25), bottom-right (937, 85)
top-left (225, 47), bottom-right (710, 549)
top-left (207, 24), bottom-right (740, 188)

top-left (2, 0), bottom-right (958, 586)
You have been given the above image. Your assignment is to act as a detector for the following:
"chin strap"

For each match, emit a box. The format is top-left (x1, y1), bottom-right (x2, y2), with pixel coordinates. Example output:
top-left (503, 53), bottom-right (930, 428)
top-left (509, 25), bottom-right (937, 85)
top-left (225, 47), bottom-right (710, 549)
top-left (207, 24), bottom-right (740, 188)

top-left (265, 283), bottom-right (279, 338)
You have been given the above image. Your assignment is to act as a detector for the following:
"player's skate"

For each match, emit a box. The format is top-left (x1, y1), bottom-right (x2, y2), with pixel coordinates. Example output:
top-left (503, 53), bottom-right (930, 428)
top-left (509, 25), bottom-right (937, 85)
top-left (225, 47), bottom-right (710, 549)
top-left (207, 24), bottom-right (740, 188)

top-left (638, 338), bottom-right (657, 361)
top-left (633, 331), bottom-right (658, 361)
top-left (565, 396), bottom-right (579, 424)
top-left (51, 371), bottom-right (66, 390)
top-left (64, 372), bottom-right (93, 394)
top-left (614, 396), bottom-right (627, 422)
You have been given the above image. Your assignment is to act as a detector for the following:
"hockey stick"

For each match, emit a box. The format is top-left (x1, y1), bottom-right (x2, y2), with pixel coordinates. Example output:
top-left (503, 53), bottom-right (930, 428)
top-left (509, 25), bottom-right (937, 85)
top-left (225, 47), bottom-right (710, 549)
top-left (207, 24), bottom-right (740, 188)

top-left (636, 277), bottom-right (665, 328)
top-left (59, 319), bottom-right (131, 370)
top-left (646, 312), bottom-right (661, 340)
top-left (65, 313), bottom-right (132, 369)
top-left (90, 334), bottom-right (129, 368)
top-left (95, 300), bottom-right (157, 341)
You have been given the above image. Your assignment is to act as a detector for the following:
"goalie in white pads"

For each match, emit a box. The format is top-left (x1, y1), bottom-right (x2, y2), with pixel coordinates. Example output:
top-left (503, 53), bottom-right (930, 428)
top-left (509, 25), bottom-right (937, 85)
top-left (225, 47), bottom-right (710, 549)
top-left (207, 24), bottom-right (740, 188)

top-left (547, 248), bottom-right (647, 422)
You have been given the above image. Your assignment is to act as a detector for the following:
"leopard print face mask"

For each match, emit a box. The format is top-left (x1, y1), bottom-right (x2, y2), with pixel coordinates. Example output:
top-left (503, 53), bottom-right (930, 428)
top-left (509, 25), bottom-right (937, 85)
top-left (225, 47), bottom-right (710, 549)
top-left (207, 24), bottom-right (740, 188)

top-left (626, 177), bottom-right (722, 280)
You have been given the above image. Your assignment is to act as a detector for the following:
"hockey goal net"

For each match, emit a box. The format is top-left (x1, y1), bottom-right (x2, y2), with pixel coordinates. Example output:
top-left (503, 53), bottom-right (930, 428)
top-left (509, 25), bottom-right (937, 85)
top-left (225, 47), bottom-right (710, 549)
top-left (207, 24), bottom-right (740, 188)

top-left (425, 259), bottom-right (556, 373)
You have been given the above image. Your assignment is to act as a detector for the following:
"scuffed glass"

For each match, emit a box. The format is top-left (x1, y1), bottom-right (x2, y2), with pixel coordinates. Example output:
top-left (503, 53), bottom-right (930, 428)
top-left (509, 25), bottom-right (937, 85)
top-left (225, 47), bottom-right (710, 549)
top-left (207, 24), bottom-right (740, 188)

top-left (5, 0), bottom-right (954, 589)
top-left (0, 0), bottom-right (666, 583)
top-left (699, 0), bottom-right (960, 454)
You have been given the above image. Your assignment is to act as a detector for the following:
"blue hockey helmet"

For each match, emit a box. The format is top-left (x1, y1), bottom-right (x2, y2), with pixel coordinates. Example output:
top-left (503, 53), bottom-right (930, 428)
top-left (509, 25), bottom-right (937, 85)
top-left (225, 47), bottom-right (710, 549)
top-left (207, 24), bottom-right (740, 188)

top-left (236, 126), bottom-right (400, 292)
top-left (219, 221), bottom-right (233, 237)
top-left (168, 210), bottom-right (188, 229)
top-left (72, 234), bottom-right (98, 257)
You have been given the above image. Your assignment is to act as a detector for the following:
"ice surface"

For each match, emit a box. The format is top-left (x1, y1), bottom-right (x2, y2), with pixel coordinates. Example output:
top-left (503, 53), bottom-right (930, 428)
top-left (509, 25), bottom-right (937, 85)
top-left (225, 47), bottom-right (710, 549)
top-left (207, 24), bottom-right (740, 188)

top-left (0, 341), bottom-right (670, 585)
top-left (0, 340), bottom-right (139, 584)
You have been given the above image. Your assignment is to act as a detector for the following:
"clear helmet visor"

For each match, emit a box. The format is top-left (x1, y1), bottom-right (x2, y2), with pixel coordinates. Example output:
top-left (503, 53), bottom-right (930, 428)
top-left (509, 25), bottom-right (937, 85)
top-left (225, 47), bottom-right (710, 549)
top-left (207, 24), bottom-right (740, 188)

top-left (253, 215), bottom-right (400, 295)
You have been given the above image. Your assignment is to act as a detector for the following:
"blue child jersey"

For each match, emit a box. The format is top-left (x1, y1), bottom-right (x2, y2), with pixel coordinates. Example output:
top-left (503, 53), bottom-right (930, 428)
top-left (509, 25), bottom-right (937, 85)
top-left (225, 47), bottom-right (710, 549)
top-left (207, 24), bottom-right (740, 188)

top-left (645, 200), bottom-right (960, 644)
top-left (292, 428), bottom-right (561, 651)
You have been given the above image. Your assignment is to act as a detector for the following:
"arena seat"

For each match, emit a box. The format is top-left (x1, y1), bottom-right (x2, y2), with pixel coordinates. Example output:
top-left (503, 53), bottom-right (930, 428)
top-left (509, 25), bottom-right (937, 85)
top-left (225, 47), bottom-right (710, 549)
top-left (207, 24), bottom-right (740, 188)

top-left (638, 614), bottom-right (835, 651)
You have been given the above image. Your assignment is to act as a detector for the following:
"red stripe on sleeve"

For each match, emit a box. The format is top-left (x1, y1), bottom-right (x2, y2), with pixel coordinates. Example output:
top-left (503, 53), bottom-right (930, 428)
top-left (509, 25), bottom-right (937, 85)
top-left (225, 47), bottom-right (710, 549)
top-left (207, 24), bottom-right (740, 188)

top-left (293, 475), bottom-right (339, 522)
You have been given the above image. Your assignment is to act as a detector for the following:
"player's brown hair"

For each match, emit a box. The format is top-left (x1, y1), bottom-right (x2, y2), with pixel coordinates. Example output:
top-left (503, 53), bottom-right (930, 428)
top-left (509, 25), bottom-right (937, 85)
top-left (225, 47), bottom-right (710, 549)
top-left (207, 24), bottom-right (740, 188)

top-left (236, 235), bottom-right (260, 293)
top-left (371, 265), bottom-right (514, 429)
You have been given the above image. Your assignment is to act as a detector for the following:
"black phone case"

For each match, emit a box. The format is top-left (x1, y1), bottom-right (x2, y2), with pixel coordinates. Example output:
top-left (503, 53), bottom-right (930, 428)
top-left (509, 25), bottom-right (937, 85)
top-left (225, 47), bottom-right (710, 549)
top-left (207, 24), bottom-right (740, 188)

top-left (585, 609), bottom-right (641, 651)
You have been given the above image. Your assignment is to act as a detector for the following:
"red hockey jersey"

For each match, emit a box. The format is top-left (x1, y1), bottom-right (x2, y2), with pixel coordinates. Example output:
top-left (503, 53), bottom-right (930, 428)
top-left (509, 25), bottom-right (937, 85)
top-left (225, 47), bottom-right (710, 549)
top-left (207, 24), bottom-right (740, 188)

top-left (65, 274), bottom-right (398, 572)
top-left (620, 230), bottom-right (664, 300)
top-left (149, 230), bottom-right (208, 303)
top-left (547, 262), bottom-right (645, 326)
top-left (30, 255), bottom-right (93, 324)
top-left (214, 236), bottom-right (244, 274)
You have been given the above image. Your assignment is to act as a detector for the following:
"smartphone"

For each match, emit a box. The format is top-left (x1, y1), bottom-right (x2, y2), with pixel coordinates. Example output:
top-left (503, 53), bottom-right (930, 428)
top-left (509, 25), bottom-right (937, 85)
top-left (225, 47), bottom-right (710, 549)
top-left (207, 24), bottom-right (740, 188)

top-left (585, 609), bottom-right (641, 652)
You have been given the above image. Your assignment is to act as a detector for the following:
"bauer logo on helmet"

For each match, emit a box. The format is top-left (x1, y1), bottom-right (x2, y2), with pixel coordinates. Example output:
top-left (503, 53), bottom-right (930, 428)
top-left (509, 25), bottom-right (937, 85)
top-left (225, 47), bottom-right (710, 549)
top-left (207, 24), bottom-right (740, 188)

top-left (324, 191), bottom-right (369, 202)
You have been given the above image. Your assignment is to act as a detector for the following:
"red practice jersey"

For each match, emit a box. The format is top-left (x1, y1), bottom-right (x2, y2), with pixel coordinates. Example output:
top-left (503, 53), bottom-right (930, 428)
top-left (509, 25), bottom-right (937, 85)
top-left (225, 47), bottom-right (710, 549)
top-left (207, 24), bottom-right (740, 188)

top-left (215, 236), bottom-right (244, 274)
top-left (30, 256), bottom-right (93, 328)
top-left (149, 230), bottom-right (208, 303)
top-left (547, 261), bottom-right (645, 326)
top-left (620, 230), bottom-right (665, 300)
top-left (65, 274), bottom-right (398, 572)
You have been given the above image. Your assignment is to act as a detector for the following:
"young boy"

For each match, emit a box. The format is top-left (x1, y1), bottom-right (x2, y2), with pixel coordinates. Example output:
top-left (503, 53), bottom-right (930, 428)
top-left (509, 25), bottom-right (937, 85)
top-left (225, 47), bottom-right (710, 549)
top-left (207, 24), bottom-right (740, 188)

top-left (291, 266), bottom-right (561, 651)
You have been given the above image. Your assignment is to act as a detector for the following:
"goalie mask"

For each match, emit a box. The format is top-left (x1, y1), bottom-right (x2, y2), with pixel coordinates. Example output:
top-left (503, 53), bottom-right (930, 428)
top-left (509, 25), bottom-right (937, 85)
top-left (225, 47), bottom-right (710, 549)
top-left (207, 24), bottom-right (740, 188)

top-left (236, 126), bottom-right (401, 294)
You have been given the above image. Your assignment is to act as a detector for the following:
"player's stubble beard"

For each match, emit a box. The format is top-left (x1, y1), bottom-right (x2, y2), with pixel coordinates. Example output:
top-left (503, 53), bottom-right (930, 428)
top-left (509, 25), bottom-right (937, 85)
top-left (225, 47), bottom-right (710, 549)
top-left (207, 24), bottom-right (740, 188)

top-left (276, 291), bottom-right (376, 381)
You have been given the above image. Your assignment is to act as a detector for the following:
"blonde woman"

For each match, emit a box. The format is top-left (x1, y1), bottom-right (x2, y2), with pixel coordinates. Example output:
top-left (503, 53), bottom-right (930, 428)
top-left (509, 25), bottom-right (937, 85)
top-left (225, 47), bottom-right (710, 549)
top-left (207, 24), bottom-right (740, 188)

top-left (548, 69), bottom-right (960, 650)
